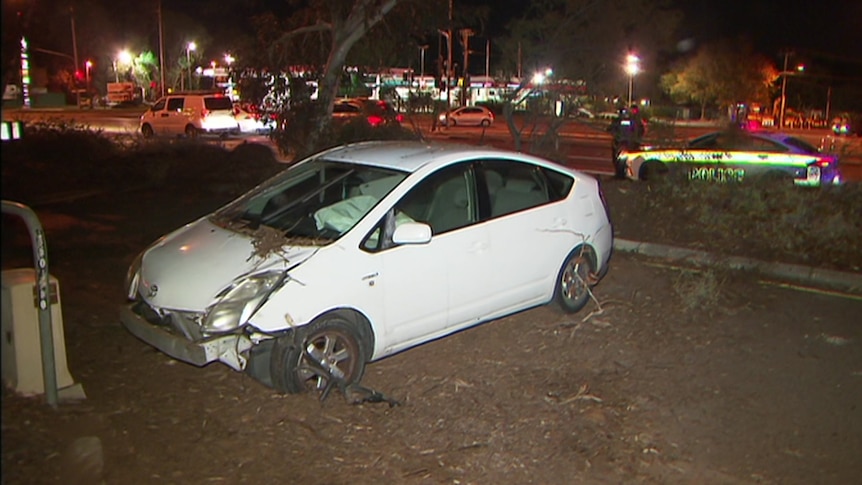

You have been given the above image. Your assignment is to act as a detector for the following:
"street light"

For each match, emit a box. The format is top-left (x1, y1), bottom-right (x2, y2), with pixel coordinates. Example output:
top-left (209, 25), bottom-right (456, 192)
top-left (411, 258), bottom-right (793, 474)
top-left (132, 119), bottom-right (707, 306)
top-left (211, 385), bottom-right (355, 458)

top-left (185, 41), bottom-right (196, 91)
top-left (85, 59), bottom-right (92, 89)
top-left (419, 44), bottom-right (429, 83)
top-left (114, 49), bottom-right (132, 82)
top-left (779, 52), bottom-right (804, 129)
top-left (532, 68), bottom-right (553, 85)
top-left (625, 54), bottom-right (640, 107)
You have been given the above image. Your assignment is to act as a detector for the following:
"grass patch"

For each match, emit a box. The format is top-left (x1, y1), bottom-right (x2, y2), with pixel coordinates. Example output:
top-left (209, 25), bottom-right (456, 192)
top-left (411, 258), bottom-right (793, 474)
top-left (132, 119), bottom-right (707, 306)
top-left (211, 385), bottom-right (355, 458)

top-left (2, 124), bottom-right (284, 206)
top-left (607, 178), bottom-right (862, 272)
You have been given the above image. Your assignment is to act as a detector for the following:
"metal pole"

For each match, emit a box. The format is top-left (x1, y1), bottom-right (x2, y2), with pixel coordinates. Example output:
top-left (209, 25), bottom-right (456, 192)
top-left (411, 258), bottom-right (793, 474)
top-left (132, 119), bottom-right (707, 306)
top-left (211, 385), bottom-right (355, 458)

top-left (485, 39), bottom-right (489, 79)
top-left (157, 0), bottom-right (166, 97)
top-left (70, 8), bottom-right (80, 108)
top-left (627, 74), bottom-right (633, 107)
top-left (447, 0), bottom-right (453, 110)
top-left (186, 47), bottom-right (191, 91)
top-left (779, 52), bottom-right (788, 129)
top-left (517, 42), bottom-right (522, 81)
top-left (2, 201), bottom-right (58, 409)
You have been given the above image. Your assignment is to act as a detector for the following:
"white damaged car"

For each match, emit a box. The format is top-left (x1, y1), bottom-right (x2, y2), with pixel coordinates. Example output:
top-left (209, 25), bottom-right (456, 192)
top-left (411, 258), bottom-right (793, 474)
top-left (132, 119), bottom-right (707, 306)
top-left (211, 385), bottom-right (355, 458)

top-left (121, 141), bottom-right (613, 396)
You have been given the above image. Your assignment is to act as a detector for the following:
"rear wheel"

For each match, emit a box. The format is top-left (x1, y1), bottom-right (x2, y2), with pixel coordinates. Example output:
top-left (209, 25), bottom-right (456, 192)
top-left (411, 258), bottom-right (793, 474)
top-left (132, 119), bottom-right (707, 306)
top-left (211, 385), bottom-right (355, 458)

top-left (639, 160), bottom-right (668, 181)
top-left (481, 119), bottom-right (490, 127)
top-left (270, 314), bottom-right (368, 395)
top-left (185, 124), bottom-right (199, 139)
top-left (554, 246), bottom-right (595, 313)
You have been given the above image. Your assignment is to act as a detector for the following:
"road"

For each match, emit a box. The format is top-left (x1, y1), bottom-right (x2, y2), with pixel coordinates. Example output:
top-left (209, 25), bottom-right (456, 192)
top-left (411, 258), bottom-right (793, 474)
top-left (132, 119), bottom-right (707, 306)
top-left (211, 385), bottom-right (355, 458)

top-left (3, 106), bottom-right (860, 180)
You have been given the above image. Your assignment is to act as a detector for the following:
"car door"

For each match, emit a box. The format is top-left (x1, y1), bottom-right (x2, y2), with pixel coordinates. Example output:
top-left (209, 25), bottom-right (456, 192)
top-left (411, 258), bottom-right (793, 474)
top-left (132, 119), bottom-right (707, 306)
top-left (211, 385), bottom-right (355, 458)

top-left (685, 132), bottom-right (745, 182)
top-left (368, 163), bottom-right (492, 350)
top-left (163, 97), bottom-right (186, 136)
top-left (143, 98), bottom-right (166, 135)
top-left (479, 160), bottom-right (573, 313)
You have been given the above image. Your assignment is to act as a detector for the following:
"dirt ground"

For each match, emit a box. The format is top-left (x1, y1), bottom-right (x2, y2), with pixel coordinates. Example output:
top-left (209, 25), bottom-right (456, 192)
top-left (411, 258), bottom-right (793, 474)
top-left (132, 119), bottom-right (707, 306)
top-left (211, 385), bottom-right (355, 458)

top-left (2, 144), bottom-right (861, 484)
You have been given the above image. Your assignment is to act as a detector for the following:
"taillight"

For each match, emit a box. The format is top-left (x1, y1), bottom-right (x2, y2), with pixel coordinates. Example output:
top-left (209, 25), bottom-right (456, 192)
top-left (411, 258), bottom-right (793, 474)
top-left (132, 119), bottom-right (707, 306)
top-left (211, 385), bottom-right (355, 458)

top-left (367, 115), bottom-right (384, 127)
top-left (396, 114), bottom-right (404, 123)
top-left (201, 108), bottom-right (209, 119)
top-left (816, 157), bottom-right (834, 167)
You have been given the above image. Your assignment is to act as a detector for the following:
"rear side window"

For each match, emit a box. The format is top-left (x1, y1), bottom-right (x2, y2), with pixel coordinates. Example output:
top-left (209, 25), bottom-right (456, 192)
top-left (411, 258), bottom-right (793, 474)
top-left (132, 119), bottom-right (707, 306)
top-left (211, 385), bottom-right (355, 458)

top-left (204, 97), bottom-right (233, 111)
top-left (166, 98), bottom-right (184, 111)
top-left (479, 160), bottom-right (555, 217)
top-left (783, 137), bottom-right (819, 154)
top-left (334, 103), bottom-right (361, 114)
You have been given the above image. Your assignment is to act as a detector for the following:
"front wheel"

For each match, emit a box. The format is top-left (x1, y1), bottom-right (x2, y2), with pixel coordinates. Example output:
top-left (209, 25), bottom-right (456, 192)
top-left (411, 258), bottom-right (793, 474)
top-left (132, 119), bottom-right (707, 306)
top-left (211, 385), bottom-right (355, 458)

top-left (141, 124), bottom-right (154, 139)
top-left (554, 246), bottom-right (595, 313)
top-left (270, 315), bottom-right (368, 395)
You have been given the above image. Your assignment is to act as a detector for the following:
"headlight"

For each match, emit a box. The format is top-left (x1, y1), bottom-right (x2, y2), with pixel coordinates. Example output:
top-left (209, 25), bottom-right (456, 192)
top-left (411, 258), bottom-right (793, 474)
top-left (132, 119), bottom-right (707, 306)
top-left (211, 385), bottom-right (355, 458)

top-left (125, 251), bottom-right (144, 300)
top-left (202, 272), bottom-right (284, 333)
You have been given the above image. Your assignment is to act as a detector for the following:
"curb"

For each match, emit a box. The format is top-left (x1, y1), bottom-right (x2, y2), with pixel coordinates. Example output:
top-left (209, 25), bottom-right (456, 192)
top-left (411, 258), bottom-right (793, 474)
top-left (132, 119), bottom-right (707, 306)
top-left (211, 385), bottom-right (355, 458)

top-left (613, 238), bottom-right (862, 295)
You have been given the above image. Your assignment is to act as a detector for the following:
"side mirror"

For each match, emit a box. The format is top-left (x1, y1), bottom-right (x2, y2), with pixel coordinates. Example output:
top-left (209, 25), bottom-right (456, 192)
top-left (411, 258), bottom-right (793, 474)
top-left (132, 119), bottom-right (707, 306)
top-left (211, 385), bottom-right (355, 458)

top-left (392, 222), bottom-right (432, 245)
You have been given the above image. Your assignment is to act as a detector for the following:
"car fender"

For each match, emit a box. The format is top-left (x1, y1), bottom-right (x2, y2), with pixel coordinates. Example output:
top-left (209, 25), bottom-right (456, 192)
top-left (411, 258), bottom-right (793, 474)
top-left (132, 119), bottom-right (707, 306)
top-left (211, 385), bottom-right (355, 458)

top-left (626, 155), bottom-right (646, 180)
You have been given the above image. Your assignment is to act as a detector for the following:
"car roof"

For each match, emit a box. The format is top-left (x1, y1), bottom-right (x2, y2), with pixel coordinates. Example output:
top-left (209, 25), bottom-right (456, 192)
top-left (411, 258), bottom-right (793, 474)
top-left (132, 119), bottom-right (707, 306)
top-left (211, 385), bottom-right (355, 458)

top-left (316, 140), bottom-right (568, 174)
top-left (688, 130), bottom-right (820, 154)
top-left (694, 130), bottom-right (792, 144)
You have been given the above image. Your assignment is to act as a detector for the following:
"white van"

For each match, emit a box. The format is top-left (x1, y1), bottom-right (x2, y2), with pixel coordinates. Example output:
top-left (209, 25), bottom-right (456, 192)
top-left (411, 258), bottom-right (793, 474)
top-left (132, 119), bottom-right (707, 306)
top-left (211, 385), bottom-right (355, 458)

top-left (140, 92), bottom-right (238, 138)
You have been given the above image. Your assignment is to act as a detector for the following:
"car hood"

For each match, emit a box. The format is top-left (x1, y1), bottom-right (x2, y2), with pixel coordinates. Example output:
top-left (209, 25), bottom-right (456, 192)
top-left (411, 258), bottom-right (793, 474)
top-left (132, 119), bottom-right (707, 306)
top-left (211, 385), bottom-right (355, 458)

top-left (140, 218), bottom-right (317, 311)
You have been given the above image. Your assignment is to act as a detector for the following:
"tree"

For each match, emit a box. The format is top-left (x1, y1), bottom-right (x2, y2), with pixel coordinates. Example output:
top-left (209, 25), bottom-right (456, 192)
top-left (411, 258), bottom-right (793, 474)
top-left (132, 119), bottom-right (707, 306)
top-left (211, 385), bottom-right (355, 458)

top-left (264, 0), bottom-right (404, 155)
top-left (661, 38), bottom-right (779, 120)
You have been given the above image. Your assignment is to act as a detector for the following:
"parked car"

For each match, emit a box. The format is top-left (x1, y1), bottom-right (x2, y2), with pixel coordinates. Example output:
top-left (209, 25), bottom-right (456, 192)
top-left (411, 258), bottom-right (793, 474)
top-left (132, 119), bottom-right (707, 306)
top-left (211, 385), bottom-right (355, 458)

top-left (439, 106), bottom-right (495, 127)
top-left (619, 129), bottom-right (842, 186)
top-left (121, 141), bottom-right (613, 396)
top-left (140, 92), bottom-right (239, 139)
top-left (233, 103), bottom-right (274, 134)
top-left (332, 98), bottom-right (404, 127)
top-left (831, 115), bottom-right (857, 137)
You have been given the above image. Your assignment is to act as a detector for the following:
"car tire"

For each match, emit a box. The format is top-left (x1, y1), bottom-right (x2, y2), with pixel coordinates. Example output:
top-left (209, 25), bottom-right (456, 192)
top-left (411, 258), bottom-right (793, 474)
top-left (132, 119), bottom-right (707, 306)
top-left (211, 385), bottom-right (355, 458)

top-left (269, 314), bottom-right (369, 395)
top-left (141, 124), bottom-right (154, 139)
top-left (481, 119), bottom-right (490, 127)
top-left (185, 125), bottom-right (199, 139)
top-left (639, 160), bottom-right (668, 181)
top-left (554, 246), bottom-right (595, 314)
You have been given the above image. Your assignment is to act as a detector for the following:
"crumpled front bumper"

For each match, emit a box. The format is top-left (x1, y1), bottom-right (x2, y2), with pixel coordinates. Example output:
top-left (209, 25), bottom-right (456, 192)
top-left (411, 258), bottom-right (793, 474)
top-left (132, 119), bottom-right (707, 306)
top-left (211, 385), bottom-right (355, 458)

top-left (119, 303), bottom-right (250, 370)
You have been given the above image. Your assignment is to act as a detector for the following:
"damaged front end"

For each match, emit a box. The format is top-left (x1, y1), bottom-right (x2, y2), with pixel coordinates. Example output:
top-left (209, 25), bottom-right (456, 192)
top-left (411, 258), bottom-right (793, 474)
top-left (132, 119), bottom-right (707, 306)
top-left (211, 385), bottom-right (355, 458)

top-left (118, 215), bottom-right (316, 377)
top-left (121, 267), bottom-right (288, 372)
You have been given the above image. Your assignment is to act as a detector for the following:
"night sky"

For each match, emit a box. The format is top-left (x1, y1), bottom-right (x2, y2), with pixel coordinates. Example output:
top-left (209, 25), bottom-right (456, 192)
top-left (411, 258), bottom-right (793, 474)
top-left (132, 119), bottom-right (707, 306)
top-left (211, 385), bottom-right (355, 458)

top-left (460, 0), bottom-right (861, 69)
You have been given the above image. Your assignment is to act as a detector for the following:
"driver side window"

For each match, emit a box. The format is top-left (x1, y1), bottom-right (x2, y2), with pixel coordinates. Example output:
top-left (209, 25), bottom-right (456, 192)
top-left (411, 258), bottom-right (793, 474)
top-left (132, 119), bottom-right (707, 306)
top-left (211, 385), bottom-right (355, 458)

top-left (361, 164), bottom-right (476, 252)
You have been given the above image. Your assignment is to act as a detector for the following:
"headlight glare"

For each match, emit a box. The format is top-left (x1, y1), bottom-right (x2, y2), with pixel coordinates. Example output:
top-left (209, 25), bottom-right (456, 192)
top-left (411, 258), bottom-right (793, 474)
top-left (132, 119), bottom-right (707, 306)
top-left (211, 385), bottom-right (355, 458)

top-left (202, 272), bottom-right (283, 333)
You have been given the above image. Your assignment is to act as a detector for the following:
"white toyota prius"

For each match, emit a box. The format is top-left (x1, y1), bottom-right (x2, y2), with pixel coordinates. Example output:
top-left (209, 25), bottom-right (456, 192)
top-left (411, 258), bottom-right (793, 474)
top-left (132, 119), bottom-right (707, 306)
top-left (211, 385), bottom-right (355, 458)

top-left (121, 141), bottom-right (613, 396)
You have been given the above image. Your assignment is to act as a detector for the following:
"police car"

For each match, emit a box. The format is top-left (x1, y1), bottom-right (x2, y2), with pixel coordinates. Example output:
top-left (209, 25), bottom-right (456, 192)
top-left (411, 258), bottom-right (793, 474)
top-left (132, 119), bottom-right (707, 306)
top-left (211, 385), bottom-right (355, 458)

top-left (619, 129), bottom-right (842, 186)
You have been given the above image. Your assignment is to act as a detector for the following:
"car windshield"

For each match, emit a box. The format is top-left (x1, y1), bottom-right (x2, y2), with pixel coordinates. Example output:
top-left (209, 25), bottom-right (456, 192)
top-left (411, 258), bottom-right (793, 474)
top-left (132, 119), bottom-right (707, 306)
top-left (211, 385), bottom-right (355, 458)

top-left (212, 158), bottom-right (408, 244)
